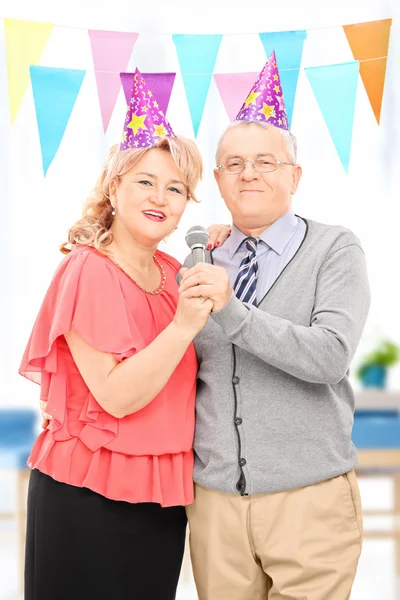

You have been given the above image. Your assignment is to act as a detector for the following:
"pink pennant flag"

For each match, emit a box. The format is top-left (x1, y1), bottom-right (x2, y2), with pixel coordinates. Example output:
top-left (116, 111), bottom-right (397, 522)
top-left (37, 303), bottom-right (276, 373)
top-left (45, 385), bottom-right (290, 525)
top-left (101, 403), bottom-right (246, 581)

top-left (214, 72), bottom-right (258, 122)
top-left (88, 30), bottom-right (138, 132)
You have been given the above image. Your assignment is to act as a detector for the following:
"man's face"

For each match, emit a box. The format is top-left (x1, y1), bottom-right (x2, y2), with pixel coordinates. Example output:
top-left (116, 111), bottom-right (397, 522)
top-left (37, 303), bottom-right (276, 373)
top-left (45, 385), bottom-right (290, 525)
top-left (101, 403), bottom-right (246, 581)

top-left (214, 124), bottom-right (302, 230)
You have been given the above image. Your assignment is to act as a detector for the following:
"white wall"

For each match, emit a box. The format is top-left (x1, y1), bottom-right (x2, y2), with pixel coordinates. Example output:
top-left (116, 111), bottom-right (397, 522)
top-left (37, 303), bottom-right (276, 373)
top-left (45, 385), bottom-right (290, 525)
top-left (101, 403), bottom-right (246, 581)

top-left (1, 0), bottom-right (399, 407)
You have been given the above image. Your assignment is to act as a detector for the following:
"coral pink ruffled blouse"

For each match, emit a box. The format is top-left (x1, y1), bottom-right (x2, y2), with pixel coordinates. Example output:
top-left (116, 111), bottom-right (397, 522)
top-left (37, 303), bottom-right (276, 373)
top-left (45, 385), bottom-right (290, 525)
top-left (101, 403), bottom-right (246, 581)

top-left (19, 246), bottom-right (198, 507)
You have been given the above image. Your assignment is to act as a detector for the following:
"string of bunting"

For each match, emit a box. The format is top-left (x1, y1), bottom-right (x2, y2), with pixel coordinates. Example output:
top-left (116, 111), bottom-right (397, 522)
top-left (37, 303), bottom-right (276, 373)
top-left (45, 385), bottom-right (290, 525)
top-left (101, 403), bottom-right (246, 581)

top-left (2, 17), bottom-right (394, 175)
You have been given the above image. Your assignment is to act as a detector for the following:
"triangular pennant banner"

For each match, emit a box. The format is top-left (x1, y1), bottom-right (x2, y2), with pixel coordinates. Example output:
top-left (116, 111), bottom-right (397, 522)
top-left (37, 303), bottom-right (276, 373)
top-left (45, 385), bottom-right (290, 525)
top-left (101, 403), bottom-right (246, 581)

top-left (259, 30), bottom-right (307, 70)
top-left (305, 61), bottom-right (359, 173)
top-left (30, 66), bottom-right (86, 175)
top-left (259, 30), bottom-right (307, 127)
top-left (214, 72), bottom-right (258, 122)
top-left (88, 30), bottom-right (138, 132)
top-left (214, 68), bottom-right (300, 128)
top-left (173, 34), bottom-right (222, 136)
top-left (120, 72), bottom-right (176, 116)
top-left (4, 18), bottom-right (54, 123)
top-left (343, 19), bottom-right (392, 124)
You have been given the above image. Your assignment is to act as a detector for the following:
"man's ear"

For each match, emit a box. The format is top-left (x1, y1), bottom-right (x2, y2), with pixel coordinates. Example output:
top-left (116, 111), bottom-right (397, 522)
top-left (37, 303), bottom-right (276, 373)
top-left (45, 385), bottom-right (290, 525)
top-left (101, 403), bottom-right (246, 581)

top-left (214, 168), bottom-right (222, 195)
top-left (291, 165), bottom-right (302, 195)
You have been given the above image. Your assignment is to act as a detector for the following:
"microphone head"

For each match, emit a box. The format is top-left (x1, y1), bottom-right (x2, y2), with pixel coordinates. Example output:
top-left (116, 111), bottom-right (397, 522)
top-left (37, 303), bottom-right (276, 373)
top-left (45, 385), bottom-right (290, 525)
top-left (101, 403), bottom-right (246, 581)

top-left (185, 225), bottom-right (210, 250)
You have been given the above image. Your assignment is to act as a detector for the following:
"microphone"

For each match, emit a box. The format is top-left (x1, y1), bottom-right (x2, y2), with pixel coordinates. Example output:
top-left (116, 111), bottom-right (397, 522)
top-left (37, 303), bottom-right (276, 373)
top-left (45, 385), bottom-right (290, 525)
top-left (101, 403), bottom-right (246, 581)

top-left (185, 226), bottom-right (210, 265)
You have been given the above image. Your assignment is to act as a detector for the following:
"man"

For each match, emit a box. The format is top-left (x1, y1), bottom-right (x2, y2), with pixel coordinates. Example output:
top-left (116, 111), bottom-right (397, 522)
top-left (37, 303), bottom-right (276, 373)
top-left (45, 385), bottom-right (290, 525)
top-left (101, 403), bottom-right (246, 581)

top-left (179, 52), bottom-right (370, 600)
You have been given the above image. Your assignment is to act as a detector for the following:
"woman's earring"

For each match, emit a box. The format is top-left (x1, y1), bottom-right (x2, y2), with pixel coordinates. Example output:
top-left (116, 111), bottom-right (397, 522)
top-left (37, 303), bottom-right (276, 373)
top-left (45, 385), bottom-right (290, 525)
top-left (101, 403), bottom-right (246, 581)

top-left (111, 208), bottom-right (116, 216)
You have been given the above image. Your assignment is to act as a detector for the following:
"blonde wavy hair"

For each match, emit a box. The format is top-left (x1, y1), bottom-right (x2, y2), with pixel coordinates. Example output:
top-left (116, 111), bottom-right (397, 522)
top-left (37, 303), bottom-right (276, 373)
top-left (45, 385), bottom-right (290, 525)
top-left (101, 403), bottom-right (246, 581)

top-left (60, 136), bottom-right (203, 254)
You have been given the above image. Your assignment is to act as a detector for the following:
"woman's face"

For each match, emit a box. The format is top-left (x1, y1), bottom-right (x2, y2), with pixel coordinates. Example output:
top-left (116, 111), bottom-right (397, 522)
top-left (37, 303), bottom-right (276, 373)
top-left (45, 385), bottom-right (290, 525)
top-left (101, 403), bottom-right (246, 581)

top-left (111, 148), bottom-right (189, 247)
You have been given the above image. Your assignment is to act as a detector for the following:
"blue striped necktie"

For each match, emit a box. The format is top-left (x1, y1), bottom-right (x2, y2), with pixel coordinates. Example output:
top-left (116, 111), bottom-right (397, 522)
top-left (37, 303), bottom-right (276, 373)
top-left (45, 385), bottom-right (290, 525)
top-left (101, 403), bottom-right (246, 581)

top-left (233, 238), bottom-right (258, 306)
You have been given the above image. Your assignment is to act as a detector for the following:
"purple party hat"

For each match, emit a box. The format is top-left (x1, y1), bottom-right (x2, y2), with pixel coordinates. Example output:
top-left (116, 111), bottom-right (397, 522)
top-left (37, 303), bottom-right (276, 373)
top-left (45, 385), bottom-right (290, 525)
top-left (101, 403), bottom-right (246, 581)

top-left (120, 68), bottom-right (175, 150)
top-left (235, 51), bottom-right (288, 130)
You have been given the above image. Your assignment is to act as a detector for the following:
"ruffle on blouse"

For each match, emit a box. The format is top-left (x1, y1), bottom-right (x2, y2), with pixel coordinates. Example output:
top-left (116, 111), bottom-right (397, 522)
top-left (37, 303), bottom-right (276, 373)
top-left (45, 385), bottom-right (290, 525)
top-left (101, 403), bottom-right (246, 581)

top-left (19, 249), bottom-right (147, 453)
top-left (28, 435), bottom-right (194, 507)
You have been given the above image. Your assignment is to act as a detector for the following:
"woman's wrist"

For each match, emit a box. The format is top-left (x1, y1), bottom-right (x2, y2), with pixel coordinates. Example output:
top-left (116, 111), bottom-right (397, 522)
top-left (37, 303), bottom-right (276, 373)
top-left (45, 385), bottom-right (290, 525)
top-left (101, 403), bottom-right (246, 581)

top-left (168, 321), bottom-right (196, 345)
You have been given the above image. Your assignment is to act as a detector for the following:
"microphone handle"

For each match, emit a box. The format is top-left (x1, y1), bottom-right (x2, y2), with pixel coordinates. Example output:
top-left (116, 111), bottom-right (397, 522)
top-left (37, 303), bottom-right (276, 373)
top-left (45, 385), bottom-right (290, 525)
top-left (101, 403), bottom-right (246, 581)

top-left (192, 247), bottom-right (206, 265)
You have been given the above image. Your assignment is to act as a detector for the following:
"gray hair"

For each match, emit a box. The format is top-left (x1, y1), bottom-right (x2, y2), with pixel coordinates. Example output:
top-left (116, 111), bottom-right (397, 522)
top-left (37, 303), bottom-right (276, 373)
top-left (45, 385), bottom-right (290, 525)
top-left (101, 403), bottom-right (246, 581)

top-left (215, 120), bottom-right (298, 165)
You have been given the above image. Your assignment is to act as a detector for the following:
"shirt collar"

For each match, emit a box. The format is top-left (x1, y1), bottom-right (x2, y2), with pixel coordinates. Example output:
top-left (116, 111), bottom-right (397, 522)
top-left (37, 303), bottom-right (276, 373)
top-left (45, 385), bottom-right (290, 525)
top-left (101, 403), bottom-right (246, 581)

top-left (227, 210), bottom-right (299, 259)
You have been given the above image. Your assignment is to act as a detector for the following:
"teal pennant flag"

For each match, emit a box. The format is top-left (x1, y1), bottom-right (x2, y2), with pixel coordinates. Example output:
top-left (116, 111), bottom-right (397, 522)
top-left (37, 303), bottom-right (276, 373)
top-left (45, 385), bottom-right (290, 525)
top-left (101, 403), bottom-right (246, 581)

top-left (173, 34), bottom-right (222, 136)
top-left (30, 66), bottom-right (86, 175)
top-left (305, 61), bottom-right (359, 173)
top-left (259, 30), bottom-right (307, 127)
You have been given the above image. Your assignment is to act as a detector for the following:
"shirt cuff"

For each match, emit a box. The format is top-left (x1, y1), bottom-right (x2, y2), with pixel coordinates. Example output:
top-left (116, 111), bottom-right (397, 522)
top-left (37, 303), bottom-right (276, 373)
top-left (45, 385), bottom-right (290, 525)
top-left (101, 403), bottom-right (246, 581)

top-left (210, 293), bottom-right (250, 334)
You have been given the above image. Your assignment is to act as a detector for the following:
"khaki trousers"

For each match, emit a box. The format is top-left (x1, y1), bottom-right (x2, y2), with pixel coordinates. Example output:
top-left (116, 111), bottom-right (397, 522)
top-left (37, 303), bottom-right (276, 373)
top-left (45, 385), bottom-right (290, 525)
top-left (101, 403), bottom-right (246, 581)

top-left (186, 471), bottom-right (363, 600)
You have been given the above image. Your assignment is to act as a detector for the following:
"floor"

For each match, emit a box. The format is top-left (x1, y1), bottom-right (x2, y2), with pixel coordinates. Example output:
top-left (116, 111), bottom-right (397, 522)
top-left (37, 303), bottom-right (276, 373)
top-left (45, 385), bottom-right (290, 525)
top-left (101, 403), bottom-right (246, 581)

top-left (0, 475), bottom-right (399, 599)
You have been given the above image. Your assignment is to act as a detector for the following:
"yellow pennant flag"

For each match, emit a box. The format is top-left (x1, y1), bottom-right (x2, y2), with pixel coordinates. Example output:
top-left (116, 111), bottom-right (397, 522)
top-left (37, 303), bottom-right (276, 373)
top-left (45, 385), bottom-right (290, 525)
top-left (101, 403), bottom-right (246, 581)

top-left (4, 18), bottom-right (54, 123)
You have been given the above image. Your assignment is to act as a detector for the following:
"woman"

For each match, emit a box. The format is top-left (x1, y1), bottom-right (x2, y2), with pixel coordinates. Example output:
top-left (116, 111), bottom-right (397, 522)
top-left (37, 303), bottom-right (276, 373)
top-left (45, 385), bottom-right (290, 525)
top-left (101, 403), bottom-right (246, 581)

top-left (19, 70), bottom-right (229, 600)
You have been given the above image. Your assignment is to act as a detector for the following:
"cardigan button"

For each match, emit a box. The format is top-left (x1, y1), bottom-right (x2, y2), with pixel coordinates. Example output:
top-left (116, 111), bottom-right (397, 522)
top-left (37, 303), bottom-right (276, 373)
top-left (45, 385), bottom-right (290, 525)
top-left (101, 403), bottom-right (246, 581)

top-left (232, 376), bottom-right (240, 384)
top-left (235, 417), bottom-right (242, 426)
top-left (236, 480), bottom-right (245, 493)
top-left (239, 458), bottom-right (246, 467)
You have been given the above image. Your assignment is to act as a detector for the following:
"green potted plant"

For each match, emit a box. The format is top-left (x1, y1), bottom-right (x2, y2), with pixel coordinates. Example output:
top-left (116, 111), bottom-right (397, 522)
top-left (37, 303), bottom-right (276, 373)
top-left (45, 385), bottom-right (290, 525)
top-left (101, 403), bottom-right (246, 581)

top-left (357, 340), bottom-right (400, 388)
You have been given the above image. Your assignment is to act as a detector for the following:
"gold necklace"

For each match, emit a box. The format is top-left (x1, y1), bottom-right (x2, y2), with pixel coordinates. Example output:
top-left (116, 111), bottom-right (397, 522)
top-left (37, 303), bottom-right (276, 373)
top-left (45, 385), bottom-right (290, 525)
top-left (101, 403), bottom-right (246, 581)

top-left (110, 253), bottom-right (167, 295)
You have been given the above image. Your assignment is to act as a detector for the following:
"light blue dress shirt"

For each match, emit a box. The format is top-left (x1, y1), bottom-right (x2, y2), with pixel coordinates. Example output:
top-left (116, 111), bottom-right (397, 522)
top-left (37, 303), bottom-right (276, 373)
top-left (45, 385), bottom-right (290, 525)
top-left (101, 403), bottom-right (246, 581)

top-left (212, 210), bottom-right (307, 303)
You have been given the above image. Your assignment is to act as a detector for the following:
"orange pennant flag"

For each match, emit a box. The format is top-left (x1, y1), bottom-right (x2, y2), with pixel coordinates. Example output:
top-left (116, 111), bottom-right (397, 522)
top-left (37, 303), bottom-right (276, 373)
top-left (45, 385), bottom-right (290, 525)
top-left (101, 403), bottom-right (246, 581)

top-left (343, 19), bottom-right (392, 124)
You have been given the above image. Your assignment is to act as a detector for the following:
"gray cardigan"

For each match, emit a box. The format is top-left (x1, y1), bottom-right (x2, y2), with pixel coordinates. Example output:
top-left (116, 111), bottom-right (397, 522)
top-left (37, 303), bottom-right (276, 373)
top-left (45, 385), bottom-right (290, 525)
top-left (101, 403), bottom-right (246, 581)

top-left (182, 218), bottom-right (371, 495)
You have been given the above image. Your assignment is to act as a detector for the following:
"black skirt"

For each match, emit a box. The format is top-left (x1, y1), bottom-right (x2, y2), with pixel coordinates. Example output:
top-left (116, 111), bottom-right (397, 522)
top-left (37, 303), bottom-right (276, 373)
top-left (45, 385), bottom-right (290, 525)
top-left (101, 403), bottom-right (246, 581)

top-left (25, 469), bottom-right (187, 600)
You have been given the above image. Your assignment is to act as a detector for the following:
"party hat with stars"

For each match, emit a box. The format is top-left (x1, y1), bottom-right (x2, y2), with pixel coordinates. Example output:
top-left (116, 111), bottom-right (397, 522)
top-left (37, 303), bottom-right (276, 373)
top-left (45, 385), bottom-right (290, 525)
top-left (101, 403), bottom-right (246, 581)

top-left (120, 68), bottom-right (175, 150)
top-left (235, 51), bottom-right (288, 130)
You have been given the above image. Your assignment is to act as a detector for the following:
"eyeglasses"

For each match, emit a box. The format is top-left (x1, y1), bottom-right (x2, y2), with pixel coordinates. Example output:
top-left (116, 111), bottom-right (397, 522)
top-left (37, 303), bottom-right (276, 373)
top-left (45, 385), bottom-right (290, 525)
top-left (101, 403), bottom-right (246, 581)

top-left (216, 157), bottom-right (294, 174)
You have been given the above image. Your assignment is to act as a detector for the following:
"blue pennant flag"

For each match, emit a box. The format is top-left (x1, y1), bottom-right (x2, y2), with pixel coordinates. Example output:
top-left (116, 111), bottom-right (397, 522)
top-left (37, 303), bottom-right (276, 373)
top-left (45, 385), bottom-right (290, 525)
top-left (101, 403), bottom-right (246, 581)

top-left (30, 66), bottom-right (86, 175)
top-left (305, 61), bottom-right (359, 173)
top-left (173, 34), bottom-right (222, 137)
top-left (259, 30), bottom-right (307, 128)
